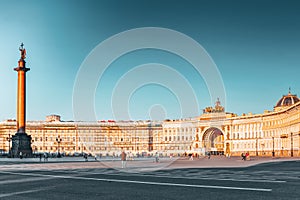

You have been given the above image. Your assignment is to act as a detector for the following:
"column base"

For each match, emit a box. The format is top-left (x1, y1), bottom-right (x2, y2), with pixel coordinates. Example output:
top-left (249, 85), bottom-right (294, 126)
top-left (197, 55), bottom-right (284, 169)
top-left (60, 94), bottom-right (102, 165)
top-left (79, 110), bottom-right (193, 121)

top-left (11, 133), bottom-right (32, 158)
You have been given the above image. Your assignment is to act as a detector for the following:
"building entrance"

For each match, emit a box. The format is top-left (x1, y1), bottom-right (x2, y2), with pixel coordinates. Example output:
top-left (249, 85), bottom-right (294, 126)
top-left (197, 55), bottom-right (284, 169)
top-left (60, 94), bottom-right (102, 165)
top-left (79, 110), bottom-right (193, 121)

top-left (202, 127), bottom-right (224, 155)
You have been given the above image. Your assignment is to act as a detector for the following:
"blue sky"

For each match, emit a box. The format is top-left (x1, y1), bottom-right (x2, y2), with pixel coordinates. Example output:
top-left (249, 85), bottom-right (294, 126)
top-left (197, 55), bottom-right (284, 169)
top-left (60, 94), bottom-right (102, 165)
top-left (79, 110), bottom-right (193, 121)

top-left (0, 0), bottom-right (300, 121)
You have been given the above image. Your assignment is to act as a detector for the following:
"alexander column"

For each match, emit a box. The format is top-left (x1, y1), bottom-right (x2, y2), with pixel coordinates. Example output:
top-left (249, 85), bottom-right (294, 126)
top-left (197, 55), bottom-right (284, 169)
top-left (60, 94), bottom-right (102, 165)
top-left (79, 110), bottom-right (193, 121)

top-left (11, 43), bottom-right (32, 158)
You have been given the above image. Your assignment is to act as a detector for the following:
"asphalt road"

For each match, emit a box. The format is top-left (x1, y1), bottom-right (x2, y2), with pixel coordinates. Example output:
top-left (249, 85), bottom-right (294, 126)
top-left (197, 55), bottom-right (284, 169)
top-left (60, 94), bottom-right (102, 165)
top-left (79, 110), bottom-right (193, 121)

top-left (0, 160), bottom-right (299, 200)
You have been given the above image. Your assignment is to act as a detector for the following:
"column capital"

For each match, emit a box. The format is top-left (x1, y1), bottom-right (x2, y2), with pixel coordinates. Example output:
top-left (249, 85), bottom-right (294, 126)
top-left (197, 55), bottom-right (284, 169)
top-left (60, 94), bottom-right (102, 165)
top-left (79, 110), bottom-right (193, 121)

top-left (14, 67), bottom-right (30, 72)
top-left (14, 59), bottom-right (30, 72)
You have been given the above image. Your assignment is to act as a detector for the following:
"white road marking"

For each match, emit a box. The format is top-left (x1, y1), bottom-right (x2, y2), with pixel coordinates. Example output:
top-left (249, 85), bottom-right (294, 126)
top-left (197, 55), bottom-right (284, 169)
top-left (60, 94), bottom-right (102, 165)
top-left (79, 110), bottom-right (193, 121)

top-left (0, 188), bottom-right (47, 198)
top-left (0, 177), bottom-right (53, 185)
top-left (62, 170), bottom-right (286, 183)
top-left (0, 171), bottom-right (272, 192)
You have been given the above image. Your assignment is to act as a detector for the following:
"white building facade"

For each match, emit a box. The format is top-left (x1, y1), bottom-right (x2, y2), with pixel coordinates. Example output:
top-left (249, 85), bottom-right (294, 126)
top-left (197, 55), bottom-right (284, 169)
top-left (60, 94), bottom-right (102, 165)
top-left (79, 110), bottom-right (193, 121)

top-left (1, 92), bottom-right (299, 157)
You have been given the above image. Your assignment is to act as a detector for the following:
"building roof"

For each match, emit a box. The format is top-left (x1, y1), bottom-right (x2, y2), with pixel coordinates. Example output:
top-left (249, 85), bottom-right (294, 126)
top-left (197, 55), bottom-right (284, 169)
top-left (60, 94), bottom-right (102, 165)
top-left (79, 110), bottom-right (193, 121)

top-left (274, 90), bottom-right (299, 110)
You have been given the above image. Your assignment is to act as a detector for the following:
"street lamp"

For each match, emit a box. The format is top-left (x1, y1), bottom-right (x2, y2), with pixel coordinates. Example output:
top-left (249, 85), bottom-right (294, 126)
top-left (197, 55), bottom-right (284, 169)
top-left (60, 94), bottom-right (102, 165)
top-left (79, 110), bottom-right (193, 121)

top-left (31, 139), bottom-right (35, 155)
top-left (256, 137), bottom-right (258, 156)
top-left (261, 143), bottom-right (265, 155)
top-left (56, 136), bottom-right (62, 158)
top-left (290, 132), bottom-right (293, 157)
top-left (272, 137), bottom-right (275, 157)
top-left (6, 134), bottom-right (12, 158)
top-left (135, 125), bottom-right (137, 153)
top-left (298, 132), bottom-right (300, 157)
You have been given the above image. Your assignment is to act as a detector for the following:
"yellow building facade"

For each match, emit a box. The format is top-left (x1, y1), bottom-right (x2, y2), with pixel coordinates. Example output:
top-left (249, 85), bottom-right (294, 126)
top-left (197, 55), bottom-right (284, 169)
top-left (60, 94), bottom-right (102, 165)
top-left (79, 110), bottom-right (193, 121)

top-left (0, 92), bottom-right (299, 157)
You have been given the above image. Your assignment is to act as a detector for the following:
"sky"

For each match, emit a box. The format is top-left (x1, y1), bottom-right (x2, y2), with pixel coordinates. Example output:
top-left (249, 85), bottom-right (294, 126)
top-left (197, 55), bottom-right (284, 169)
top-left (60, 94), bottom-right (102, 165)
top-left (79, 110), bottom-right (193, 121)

top-left (0, 0), bottom-right (300, 121)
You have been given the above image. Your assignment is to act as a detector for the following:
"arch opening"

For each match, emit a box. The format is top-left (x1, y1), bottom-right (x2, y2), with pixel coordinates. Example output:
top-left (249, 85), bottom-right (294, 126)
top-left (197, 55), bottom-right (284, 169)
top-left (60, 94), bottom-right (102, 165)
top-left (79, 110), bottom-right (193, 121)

top-left (202, 127), bottom-right (224, 155)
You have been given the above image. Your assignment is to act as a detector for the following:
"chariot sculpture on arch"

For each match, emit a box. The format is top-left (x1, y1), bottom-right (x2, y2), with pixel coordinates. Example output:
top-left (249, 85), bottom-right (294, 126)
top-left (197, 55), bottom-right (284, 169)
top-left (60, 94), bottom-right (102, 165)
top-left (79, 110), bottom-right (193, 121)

top-left (19, 43), bottom-right (26, 60)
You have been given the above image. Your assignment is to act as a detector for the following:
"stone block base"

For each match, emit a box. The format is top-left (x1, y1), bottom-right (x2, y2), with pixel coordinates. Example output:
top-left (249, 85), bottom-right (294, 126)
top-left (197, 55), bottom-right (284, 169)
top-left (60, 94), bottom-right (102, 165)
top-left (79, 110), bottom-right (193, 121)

top-left (11, 133), bottom-right (32, 158)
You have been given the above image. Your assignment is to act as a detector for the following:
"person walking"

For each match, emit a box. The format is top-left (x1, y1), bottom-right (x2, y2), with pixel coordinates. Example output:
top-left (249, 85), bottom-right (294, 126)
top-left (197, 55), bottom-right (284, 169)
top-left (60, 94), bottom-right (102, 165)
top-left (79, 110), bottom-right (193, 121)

top-left (208, 152), bottom-right (211, 159)
top-left (155, 152), bottom-right (159, 163)
top-left (43, 152), bottom-right (48, 162)
top-left (121, 150), bottom-right (127, 168)
top-left (245, 152), bottom-right (250, 160)
top-left (241, 153), bottom-right (246, 161)
top-left (84, 154), bottom-right (88, 162)
top-left (190, 153), bottom-right (194, 160)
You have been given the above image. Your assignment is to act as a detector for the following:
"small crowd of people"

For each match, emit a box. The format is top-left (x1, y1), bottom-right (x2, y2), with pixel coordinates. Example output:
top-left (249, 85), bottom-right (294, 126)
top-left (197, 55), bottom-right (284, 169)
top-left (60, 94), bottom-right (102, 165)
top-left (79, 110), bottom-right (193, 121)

top-left (241, 152), bottom-right (250, 161)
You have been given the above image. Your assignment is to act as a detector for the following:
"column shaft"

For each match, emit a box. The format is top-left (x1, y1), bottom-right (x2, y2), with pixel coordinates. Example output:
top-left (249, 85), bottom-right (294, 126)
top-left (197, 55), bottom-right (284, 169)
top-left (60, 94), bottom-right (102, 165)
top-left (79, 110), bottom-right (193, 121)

top-left (17, 70), bottom-right (26, 132)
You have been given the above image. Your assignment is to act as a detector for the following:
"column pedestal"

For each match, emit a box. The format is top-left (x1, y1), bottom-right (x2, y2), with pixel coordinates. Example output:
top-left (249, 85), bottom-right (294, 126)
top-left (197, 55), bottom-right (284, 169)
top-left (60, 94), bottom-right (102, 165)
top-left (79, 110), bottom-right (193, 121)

top-left (11, 133), bottom-right (32, 158)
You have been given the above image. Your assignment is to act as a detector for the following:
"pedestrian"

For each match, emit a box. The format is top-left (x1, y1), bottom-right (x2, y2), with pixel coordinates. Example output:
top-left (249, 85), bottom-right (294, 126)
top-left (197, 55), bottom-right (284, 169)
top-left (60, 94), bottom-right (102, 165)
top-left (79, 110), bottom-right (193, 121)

top-left (207, 152), bottom-right (211, 159)
top-left (241, 153), bottom-right (246, 161)
top-left (19, 151), bottom-right (23, 159)
top-left (43, 152), bottom-right (48, 162)
top-left (39, 153), bottom-right (42, 162)
top-left (84, 154), bottom-right (88, 161)
top-left (155, 152), bottom-right (159, 163)
top-left (190, 153), bottom-right (194, 160)
top-left (245, 152), bottom-right (250, 161)
top-left (121, 150), bottom-right (127, 168)
top-left (226, 153), bottom-right (231, 158)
